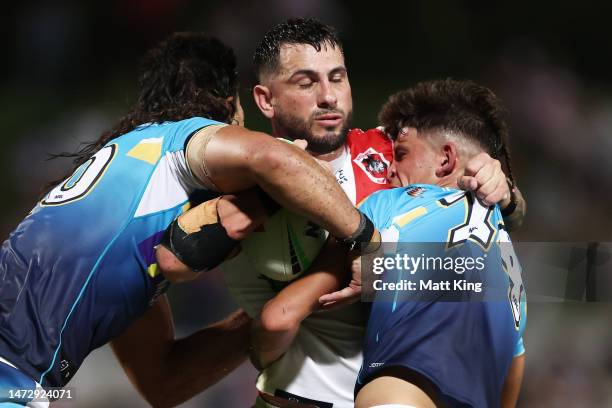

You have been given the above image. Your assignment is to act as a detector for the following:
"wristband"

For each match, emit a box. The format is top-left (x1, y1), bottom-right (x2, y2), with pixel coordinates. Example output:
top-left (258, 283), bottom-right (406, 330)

top-left (335, 211), bottom-right (375, 251)
top-left (159, 218), bottom-right (238, 272)
top-left (501, 179), bottom-right (518, 217)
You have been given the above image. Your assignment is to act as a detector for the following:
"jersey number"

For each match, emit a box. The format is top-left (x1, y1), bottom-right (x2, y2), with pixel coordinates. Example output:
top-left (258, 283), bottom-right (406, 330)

top-left (41, 145), bottom-right (117, 206)
top-left (439, 192), bottom-right (495, 250)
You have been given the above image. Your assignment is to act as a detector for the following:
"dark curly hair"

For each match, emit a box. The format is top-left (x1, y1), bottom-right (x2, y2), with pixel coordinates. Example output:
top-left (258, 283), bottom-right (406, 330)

top-left (45, 32), bottom-right (238, 194)
top-left (379, 79), bottom-right (516, 184)
top-left (253, 18), bottom-right (343, 80)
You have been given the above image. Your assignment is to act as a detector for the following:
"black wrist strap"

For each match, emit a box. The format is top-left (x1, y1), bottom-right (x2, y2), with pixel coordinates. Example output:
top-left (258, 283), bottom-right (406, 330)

top-left (159, 218), bottom-right (238, 273)
top-left (501, 196), bottom-right (518, 217)
top-left (336, 212), bottom-right (375, 251)
top-left (501, 179), bottom-right (518, 217)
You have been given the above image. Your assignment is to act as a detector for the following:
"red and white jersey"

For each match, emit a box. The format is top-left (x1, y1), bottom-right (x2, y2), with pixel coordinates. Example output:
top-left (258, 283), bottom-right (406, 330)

top-left (222, 128), bottom-right (393, 407)
top-left (331, 127), bottom-right (393, 206)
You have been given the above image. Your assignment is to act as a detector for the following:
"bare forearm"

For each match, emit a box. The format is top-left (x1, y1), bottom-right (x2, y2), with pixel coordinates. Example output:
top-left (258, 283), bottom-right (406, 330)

top-left (113, 305), bottom-right (252, 408)
top-left (251, 241), bottom-right (348, 369)
top-left (158, 311), bottom-right (252, 406)
top-left (249, 142), bottom-right (359, 238)
top-left (203, 127), bottom-right (360, 239)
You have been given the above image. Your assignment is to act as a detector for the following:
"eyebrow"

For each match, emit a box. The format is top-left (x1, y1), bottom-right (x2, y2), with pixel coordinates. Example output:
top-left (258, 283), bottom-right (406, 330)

top-left (288, 66), bottom-right (347, 81)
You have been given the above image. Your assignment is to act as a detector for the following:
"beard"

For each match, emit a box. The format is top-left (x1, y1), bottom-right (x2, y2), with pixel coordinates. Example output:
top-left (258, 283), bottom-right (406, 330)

top-left (274, 108), bottom-right (353, 154)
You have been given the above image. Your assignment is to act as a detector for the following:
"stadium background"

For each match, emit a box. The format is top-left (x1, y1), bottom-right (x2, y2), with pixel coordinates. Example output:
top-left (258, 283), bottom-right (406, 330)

top-left (2, 0), bottom-right (611, 406)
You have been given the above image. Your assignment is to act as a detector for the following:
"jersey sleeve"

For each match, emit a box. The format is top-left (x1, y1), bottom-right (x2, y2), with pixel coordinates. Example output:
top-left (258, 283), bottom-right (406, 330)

top-left (513, 336), bottom-right (525, 357)
top-left (358, 189), bottom-right (394, 230)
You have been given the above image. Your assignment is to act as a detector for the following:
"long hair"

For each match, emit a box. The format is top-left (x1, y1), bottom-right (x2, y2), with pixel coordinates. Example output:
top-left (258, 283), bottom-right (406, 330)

top-left (44, 32), bottom-right (238, 195)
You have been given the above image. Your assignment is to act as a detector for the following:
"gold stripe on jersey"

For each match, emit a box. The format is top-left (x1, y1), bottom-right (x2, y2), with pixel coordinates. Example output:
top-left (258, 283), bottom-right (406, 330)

top-left (127, 138), bottom-right (163, 165)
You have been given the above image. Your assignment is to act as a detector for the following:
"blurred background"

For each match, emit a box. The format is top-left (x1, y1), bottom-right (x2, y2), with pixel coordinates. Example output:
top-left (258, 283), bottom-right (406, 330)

top-left (3, 0), bottom-right (611, 406)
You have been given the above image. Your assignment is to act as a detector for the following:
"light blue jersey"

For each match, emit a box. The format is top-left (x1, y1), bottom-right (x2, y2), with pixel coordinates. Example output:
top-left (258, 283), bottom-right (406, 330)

top-left (357, 184), bottom-right (526, 407)
top-left (0, 117), bottom-right (220, 388)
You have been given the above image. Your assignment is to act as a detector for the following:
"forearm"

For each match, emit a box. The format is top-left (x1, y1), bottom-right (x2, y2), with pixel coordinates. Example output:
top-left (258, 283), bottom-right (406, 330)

top-left (203, 126), bottom-right (361, 239)
top-left (251, 241), bottom-right (348, 368)
top-left (159, 310), bottom-right (252, 406)
top-left (113, 305), bottom-right (251, 408)
top-left (248, 141), bottom-right (359, 239)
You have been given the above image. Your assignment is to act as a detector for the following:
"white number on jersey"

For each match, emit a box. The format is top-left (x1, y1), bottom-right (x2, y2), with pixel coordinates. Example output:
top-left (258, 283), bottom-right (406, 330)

top-left (42, 144), bottom-right (117, 206)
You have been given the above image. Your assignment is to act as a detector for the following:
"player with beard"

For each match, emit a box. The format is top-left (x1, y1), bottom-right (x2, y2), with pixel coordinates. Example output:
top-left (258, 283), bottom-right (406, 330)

top-left (159, 19), bottom-right (526, 408)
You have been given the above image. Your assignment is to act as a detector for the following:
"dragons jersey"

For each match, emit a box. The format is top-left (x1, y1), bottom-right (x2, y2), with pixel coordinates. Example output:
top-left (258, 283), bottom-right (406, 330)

top-left (222, 128), bottom-right (393, 407)
top-left (0, 117), bottom-right (220, 387)
top-left (331, 127), bottom-right (393, 205)
top-left (357, 185), bottom-right (526, 407)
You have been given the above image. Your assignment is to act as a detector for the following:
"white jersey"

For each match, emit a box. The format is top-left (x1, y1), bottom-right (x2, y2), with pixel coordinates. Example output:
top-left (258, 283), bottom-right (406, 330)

top-left (221, 128), bottom-right (393, 406)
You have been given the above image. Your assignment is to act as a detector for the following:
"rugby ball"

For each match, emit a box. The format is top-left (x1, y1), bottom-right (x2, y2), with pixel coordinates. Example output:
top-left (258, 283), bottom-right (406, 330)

top-left (240, 209), bottom-right (328, 282)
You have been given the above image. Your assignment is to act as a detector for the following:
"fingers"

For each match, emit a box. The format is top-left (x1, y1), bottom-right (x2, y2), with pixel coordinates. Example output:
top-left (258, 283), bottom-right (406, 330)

top-left (457, 176), bottom-right (478, 191)
top-left (320, 297), bottom-right (359, 310)
top-left (319, 286), bottom-right (359, 305)
top-left (464, 152), bottom-right (491, 176)
top-left (462, 153), bottom-right (509, 206)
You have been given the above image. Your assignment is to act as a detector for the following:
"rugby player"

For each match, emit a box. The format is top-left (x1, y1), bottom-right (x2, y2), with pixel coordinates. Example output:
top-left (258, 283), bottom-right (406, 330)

top-left (0, 32), bottom-right (374, 407)
top-left (261, 79), bottom-right (526, 407)
top-left (353, 79), bottom-right (526, 408)
top-left (164, 19), bottom-right (525, 407)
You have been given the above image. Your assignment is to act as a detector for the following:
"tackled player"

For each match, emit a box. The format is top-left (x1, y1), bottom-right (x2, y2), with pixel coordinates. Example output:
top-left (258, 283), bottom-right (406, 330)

top-left (163, 19), bottom-right (526, 408)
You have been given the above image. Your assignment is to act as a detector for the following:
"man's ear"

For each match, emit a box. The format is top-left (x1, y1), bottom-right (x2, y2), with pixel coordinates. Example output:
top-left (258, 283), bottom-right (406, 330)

top-left (253, 84), bottom-right (274, 119)
top-left (436, 142), bottom-right (458, 177)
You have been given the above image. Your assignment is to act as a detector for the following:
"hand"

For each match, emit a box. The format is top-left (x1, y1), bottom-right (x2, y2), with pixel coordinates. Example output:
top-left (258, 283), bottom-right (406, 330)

top-left (458, 152), bottom-right (510, 207)
top-left (319, 251), bottom-right (362, 309)
top-left (217, 190), bottom-right (268, 240)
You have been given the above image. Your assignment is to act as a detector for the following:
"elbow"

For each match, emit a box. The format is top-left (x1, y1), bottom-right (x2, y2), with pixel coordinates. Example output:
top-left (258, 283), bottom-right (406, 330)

top-left (260, 302), bottom-right (301, 334)
top-left (249, 141), bottom-right (295, 178)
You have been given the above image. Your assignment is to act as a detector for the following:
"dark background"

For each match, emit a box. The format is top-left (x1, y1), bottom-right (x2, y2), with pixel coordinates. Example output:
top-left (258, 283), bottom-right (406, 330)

top-left (4, 1), bottom-right (612, 406)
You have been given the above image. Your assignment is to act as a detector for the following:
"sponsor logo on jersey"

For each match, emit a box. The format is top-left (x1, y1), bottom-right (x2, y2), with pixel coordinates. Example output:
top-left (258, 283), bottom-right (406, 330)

top-left (407, 186), bottom-right (426, 197)
top-left (353, 148), bottom-right (390, 184)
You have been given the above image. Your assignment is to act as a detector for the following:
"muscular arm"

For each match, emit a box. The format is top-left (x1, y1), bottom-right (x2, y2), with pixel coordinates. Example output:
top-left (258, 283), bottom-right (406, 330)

top-left (251, 239), bottom-right (348, 369)
top-left (110, 295), bottom-right (251, 407)
top-left (193, 125), bottom-right (360, 239)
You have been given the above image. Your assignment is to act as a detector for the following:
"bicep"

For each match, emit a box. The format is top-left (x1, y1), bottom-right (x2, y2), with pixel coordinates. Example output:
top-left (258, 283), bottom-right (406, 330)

top-left (186, 125), bottom-right (286, 193)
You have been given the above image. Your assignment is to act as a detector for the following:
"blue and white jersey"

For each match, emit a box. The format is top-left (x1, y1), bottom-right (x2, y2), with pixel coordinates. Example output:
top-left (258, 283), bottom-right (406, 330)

top-left (357, 184), bottom-right (526, 407)
top-left (0, 117), bottom-right (220, 387)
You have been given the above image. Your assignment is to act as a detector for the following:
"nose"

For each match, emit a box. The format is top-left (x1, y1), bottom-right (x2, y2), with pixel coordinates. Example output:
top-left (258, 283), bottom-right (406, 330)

top-left (317, 79), bottom-right (337, 109)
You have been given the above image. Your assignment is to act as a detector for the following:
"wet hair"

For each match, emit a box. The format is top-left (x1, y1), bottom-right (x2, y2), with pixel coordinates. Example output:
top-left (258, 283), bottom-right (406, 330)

top-left (379, 79), bottom-right (515, 184)
top-left (253, 18), bottom-right (343, 80)
top-left (45, 32), bottom-right (238, 195)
